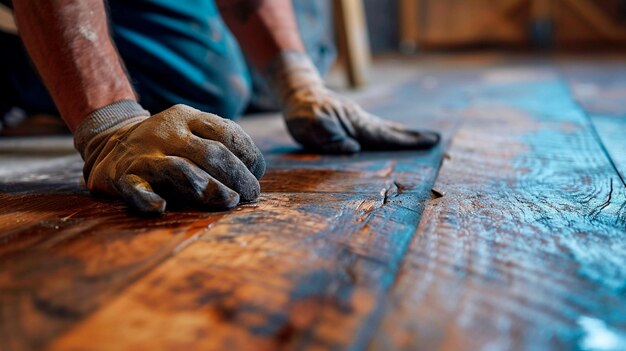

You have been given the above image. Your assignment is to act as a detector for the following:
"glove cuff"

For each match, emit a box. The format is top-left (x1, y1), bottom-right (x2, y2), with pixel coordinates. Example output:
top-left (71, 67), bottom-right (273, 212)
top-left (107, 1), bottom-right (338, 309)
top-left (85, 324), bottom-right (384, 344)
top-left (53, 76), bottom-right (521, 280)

top-left (265, 51), bottom-right (325, 102)
top-left (74, 99), bottom-right (150, 159)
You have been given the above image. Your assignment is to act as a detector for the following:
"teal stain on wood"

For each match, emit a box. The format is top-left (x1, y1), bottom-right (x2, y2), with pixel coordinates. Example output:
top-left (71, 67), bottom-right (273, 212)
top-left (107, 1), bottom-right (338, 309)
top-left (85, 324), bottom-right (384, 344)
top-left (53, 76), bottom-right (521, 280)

top-left (588, 115), bottom-right (626, 187)
top-left (2, 59), bottom-right (626, 350)
top-left (578, 316), bottom-right (626, 351)
top-left (372, 72), bottom-right (626, 350)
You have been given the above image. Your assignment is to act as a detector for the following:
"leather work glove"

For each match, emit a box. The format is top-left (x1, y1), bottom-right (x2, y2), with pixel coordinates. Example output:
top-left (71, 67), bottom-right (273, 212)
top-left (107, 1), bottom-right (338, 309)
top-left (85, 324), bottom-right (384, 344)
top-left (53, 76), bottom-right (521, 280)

top-left (266, 51), bottom-right (440, 154)
top-left (74, 101), bottom-right (265, 214)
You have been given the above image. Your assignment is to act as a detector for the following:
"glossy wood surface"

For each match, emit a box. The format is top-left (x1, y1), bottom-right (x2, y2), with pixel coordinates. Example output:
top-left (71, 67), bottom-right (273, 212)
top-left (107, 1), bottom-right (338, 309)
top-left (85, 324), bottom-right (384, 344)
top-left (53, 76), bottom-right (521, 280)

top-left (1, 56), bottom-right (625, 351)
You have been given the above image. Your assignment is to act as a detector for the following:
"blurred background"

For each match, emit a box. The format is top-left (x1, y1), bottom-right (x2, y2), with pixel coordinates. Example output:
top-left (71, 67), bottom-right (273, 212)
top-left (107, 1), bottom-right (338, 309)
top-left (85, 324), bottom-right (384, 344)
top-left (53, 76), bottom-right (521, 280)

top-left (319, 0), bottom-right (626, 89)
top-left (365, 0), bottom-right (626, 53)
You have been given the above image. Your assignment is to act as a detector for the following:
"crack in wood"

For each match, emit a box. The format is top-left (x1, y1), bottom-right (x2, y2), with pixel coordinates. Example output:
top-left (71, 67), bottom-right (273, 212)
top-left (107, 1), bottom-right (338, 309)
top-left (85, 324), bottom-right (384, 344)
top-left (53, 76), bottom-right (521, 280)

top-left (589, 178), bottom-right (613, 220)
top-left (430, 188), bottom-right (445, 199)
top-left (382, 181), bottom-right (400, 205)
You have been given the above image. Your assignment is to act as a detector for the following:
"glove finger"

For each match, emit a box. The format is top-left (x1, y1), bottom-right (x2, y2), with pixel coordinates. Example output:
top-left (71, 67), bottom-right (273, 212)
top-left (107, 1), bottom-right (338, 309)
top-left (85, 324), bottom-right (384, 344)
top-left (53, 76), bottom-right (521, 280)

top-left (355, 113), bottom-right (440, 150)
top-left (186, 136), bottom-right (261, 202)
top-left (315, 137), bottom-right (361, 154)
top-left (142, 156), bottom-right (240, 210)
top-left (188, 115), bottom-right (265, 179)
top-left (116, 174), bottom-right (167, 214)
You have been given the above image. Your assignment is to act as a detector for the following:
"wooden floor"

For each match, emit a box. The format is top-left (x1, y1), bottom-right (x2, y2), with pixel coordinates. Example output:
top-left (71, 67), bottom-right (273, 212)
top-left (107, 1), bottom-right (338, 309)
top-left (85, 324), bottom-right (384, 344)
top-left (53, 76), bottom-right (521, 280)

top-left (1, 54), bottom-right (625, 351)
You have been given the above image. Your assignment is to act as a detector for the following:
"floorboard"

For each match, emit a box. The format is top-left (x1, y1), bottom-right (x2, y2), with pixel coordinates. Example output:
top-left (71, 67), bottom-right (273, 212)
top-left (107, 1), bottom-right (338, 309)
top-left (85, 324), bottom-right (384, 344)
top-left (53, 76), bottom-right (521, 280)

top-left (588, 115), bottom-right (626, 184)
top-left (372, 65), bottom-right (626, 350)
top-left (1, 55), bottom-right (625, 350)
top-left (0, 154), bottom-right (227, 351)
top-left (561, 61), bottom-right (626, 184)
top-left (45, 66), bottom-right (468, 350)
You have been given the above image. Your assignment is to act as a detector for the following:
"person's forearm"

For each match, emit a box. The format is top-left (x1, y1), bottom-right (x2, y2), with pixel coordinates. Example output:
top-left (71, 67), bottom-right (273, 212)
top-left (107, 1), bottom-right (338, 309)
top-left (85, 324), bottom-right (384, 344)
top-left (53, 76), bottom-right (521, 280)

top-left (13, 0), bottom-right (136, 131)
top-left (216, 0), bottom-right (305, 70)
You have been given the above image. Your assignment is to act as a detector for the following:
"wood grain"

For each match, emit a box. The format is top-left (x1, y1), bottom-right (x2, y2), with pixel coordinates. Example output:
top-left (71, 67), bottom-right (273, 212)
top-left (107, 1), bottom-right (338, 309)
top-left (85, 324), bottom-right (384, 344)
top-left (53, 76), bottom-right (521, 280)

top-left (0, 158), bottom-right (228, 351)
top-left (371, 71), bottom-right (626, 350)
top-left (3, 57), bottom-right (625, 351)
top-left (588, 115), bottom-right (626, 186)
top-left (48, 151), bottom-right (444, 350)
top-left (1, 63), bottom-right (461, 350)
top-left (561, 61), bottom-right (626, 187)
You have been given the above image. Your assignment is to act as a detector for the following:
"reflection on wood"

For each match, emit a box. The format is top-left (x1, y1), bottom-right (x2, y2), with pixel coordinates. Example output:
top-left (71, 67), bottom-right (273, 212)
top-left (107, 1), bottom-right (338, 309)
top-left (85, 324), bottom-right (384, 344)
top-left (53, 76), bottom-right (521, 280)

top-left (2, 56), bottom-right (626, 350)
top-left (0, 160), bottom-right (227, 350)
top-left (372, 70), bottom-right (626, 350)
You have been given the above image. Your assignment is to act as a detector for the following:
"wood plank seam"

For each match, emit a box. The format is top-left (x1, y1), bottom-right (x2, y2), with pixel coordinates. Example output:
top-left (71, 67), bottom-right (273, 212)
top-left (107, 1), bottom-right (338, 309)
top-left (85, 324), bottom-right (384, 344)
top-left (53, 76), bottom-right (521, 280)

top-left (560, 72), bottom-right (626, 190)
top-left (370, 73), bottom-right (626, 350)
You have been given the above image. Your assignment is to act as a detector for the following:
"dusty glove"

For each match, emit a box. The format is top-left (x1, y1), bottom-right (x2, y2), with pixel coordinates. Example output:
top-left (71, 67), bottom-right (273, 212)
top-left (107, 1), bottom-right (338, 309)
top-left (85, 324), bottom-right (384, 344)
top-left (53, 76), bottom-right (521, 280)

top-left (266, 51), bottom-right (440, 154)
top-left (74, 101), bottom-right (265, 213)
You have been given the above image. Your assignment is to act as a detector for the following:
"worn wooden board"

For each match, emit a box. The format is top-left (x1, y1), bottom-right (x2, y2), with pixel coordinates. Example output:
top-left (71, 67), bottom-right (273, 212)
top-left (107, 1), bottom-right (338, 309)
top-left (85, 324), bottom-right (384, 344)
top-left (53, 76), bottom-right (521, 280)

top-left (46, 143), bottom-right (449, 350)
top-left (3, 57), bottom-right (625, 351)
top-left (561, 61), bottom-right (626, 116)
top-left (371, 70), bottom-right (626, 350)
top-left (561, 61), bottom-right (626, 183)
top-left (588, 115), bottom-right (626, 185)
top-left (0, 147), bottom-right (443, 351)
top-left (0, 64), bottom-right (463, 350)
top-left (0, 156), bottom-right (229, 351)
top-left (48, 190), bottom-right (425, 350)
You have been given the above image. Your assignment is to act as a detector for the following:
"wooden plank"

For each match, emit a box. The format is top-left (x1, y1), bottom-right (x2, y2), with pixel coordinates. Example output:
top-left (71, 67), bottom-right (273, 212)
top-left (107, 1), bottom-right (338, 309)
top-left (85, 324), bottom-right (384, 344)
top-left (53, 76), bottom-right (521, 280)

top-left (47, 153), bottom-right (444, 350)
top-left (473, 0), bottom-right (528, 40)
top-left (399, 0), bottom-right (419, 53)
top-left (1, 63), bottom-right (464, 350)
top-left (0, 157), bottom-right (228, 351)
top-left (590, 115), bottom-right (626, 185)
top-left (419, 0), bottom-right (528, 47)
top-left (561, 61), bottom-right (626, 184)
top-left (334, 0), bottom-right (371, 88)
top-left (371, 71), bottom-right (626, 349)
top-left (561, 61), bottom-right (626, 116)
top-left (45, 68), bottom-right (470, 350)
top-left (562, 0), bottom-right (626, 41)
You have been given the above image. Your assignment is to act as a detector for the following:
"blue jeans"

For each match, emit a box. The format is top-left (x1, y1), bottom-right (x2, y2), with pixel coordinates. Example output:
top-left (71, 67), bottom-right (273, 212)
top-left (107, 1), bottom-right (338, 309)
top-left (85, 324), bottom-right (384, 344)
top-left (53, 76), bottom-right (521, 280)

top-left (0, 0), bottom-right (335, 119)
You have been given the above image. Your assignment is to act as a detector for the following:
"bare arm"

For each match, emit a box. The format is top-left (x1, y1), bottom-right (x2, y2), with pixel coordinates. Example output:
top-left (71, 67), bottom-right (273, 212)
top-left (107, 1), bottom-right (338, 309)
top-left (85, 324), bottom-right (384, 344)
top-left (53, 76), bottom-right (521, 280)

top-left (216, 0), bottom-right (305, 70)
top-left (12, 0), bottom-right (136, 131)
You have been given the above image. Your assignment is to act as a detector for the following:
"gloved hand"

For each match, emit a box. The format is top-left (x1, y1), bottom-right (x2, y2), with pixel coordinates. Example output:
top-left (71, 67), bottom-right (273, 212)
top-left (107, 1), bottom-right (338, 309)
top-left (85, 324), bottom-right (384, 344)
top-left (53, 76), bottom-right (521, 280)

top-left (74, 101), bottom-right (265, 213)
top-left (266, 51), bottom-right (440, 154)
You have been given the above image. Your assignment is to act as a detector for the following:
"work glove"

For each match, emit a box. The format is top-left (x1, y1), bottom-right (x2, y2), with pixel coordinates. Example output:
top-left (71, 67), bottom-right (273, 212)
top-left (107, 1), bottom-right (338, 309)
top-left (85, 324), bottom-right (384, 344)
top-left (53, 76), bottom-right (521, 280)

top-left (266, 51), bottom-right (440, 154)
top-left (74, 101), bottom-right (265, 214)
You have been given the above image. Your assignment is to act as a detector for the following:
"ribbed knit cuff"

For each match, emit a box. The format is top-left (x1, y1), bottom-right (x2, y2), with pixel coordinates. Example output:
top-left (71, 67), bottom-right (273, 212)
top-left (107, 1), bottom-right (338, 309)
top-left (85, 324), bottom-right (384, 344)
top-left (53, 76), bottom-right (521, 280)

top-left (74, 100), bottom-right (150, 156)
top-left (264, 51), bottom-right (325, 102)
